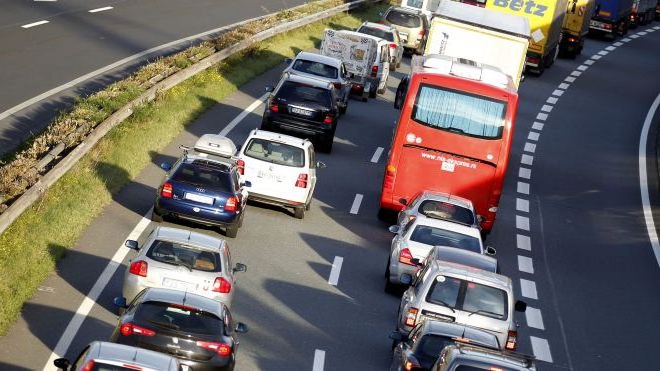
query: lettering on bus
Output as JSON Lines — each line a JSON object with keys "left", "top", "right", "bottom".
{"left": 420, "top": 152, "right": 477, "bottom": 171}
{"left": 491, "top": 0, "right": 548, "bottom": 17}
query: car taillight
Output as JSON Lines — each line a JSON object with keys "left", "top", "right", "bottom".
{"left": 389, "top": 43, "right": 397, "bottom": 48}
{"left": 527, "top": 56, "right": 541, "bottom": 65}
{"left": 405, "top": 307, "right": 418, "bottom": 327}
{"left": 604, "top": 23, "right": 612, "bottom": 29}
{"left": 196, "top": 341, "right": 232, "bottom": 357}
{"left": 161, "top": 182, "right": 173, "bottom": 198}
{"left": 323, "top": 113, "right": 334, "bottom": 124}
{"left": 404, "top": 355, "right": 421, "bottom": 371}
{"left": 224, "top": 196, "right": 239, "bottom": 212}
{"left": 120, "top": 323, "right": 155, "bottom": 337}
{"left": 418, "top": 29, "right": 425, "bottom": 39}
{"left": 236, "top": 159, "right": 245, "bottom": 175}
{"left": 371, "top": 65, "right": 378, "bottom": 78}
{"left": 81, "top": 360, "right": 95, "bottom": 371}
{"left": 129, "top": 260, "right": 148, "bottom": 277}
{"left": 268, "top": 99, "right": 279, "bottom": 112}
{"left": 568, "top": 37, "right": 576, "bottom": 43}
{"left": 383, "top": 165, "right": 396, "bottom": 189}
{"left": 295, "top": 173, "right": 308, "bottom": 188}
{"left": 505, "top": 329, "right": 517, "bottom": 350}
{"left": 398, "top": 248, "right": 415, "bottom": 266}
{"left": 333, "top": 82, "right": 342, "bottom": 89}
{"left": 212, "top": 277, "right": 232, "bottom": 293}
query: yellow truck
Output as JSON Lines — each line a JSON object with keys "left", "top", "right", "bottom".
{"left": 483, "top": 0, "right": 569, "bottom": 75}
{"left": 560, "top": 0, "right": 597, "bottom": 58}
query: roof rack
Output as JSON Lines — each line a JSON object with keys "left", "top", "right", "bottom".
{"left": 180, "top": 134, "right": 238, "bottom": 165}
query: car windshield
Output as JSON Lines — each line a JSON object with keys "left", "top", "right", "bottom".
{"left": 358, "top": 26, "right": 394, "bottom": 41}
{"left": 417, "top": 200, "right": 475, "bottom": 225}
{"left": 244, "top": 138, "right": 305, "bottom": 167}
{"left": 386, "top": 10, "right": 421, "bottom": 28}
{"left": 277, "top": 81, "right": 332, "bottom": 107}
{"left": 292, "top": 59, "right": 338, "bottom": 79}
{"left": 136, "top": 301, "right": 224, "bottom": 335}
{"left": 171, "top": 161, "right": 232, "bottom": 191}
{"left": 412, "top": 84, "right": 506, "bottom": 139}
{"left": 409, "top": 225, "right": 481, "bottom": 253}
{"left": 147, "top": 240, "right": 220, "bottom": 272}
{"left": 426, "top": 276, "right": 508, "bottom": 320}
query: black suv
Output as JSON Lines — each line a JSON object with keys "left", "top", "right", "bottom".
{"left": 112, "top": 288, "right": 248, "bottom": 371}
{"left": 262, "top": 73, "right": 340, "bottom": 153}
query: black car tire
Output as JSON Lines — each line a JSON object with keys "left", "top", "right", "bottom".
{"left": 384, "top": 261, "right": 398, "bottom": 295}
{"left": 339, "top": 102, "right": 347, "bottom": 115}
{"left": 305, "top": 199, "right": 312, "bottom": 211}
{"left": 151, "top": 208, "right": 163, "bottom": 222}
{"left": 369, "top": 83, "right": 378, "bottom": 98}
{"left": 225, "top": 225, "right": 239, "bottom": 238}
{"left": 294, "top": 206, "right": 305, "bottom": 219}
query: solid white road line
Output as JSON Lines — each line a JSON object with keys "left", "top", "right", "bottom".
{"left": 517, "top": 234, "right": 531, "bottom": 251}
{"left": 89, "top": 6, "right": 114, "bottom": 13}
{"left": 328, "top": 256, "right": 344, "bottom": 286}
{"left": 528, "top": 131, "right": 540, "bottom": 141}
{"left": 525, "top": 307, "right": 545, "bottom": 329}
{"left": 516, "top": 198, "right": 529, "bottom": 213}
{"left": 530, "top": 337, "right": 553, "bottom": 362}
{"left": 516, "top": 215, "right": 530, "bottom": 231}
{"left": 371, "top": 146, "right": 384, "bottom": 163}
{"left": 349, "top": 194, "right": 363, "bottom": 215}
{"left": 524, "top": 142, "right": 536, "bottom": 153}
{"left": 638, "top": 92, "right": 660, "bottom": 268}
{"left": 218, "top": 93, "right": 268, "bottom": 136}
{"left": 519, "top": 279, "right": 538, "bottom": 299}
{"left": 536, "top": 112, "right": 548, "bottom": 121}
{"left": 517, "top": 182, "right": 530, "bottom": 195}
{"left": 42, "top": 213, "right": 152, "bottom": 370}
{"left": 517, "top": 255, "right": 534, "bottom": 274}
{"left": 521, "top": 154, "right": 534, "bottom": 166}
{"left": 518, "top": 167, "right": 531, "bottom": 180}
{"left": 21, "top": 20, "right": 49, "bottom": 28}
{"left": 313, "top": 349, "right": 326, "bottom": 371}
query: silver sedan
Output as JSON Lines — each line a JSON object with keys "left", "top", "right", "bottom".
{"left": 121, "top": 226, "right": 246, "bottom": 308}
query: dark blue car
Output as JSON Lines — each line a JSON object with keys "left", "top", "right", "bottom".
{"left": 152, "top": 135, "right": 249, "bottom": 238}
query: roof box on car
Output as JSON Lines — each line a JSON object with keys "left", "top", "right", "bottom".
{"left": 193, "top": 134, "right": 237, "bottom": 158}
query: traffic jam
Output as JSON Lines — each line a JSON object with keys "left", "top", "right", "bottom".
{"left": 50, "top": 0, "right": 659, "bottom": 370}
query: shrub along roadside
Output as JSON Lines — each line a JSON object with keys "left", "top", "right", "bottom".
{"left": 0, "top": 2, "right": 389, "bottom": 335}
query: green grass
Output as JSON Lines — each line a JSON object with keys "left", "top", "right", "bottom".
{"left": 0, "top": 1, "right": 389, "bottom": 335}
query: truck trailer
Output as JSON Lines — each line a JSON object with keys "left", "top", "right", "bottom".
{"left": 560, "top": 0, "right": 597, "bottom": 57}
{"left": 589, "top": 0, "right": 635, "bottom": 40}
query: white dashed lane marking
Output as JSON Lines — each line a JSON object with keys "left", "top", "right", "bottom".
{"left": 517, "top": 255, "right": 534, "bottom": 274}
{"left": 521, "top": 154, "right": 534, "bottom": 166}
{"left": 536, "top": 112, "right": 548, "bottom": 121}
{"left": 540, "top": 105, "right": 553, "bottom": 113}
{"left": 524, "top": 143, "right": 536, "bottom": 153}
{"left": 328, "top": 257, "right": 344, "bottom": 286}
{"left": 516, "top": 198, "right": 529, "bottom": 212}
{"left": 518, "top": 167, "right": 531, "bottom": 180}
{"left": 613, "top": 41, "right": 623, "bottom": 46}
{"left": 520, "top": 279, "right": 538, "bottom": 299}
{"left": 370, "top": 147, "right": 384, "bottom": 163}
{"left": 571, "top": 70, "right": 582, "bottom": 77}
{"left": 517, "top": 182, "right": 530, "bottom": 195}
{"left": 584, "top": 59, "right": 595, "bottom": 65}
{"left": 517, "top": 234, "right": 531, "bottom": 251}
{"left": 577, "top": 65, "right": 589, "bottom": 71}
{"left": 313, "top": 349, "right": 325, "bottom": 371}
{"left": 516, "top": 215, "right": 530, "bottom": 231}
{"left": 349, "top": 194, "right": 363, "bottom": 215}
{"left": 558, "top": 83, "right": 570, "bottom": 89}
{"left": 551, "top": 89, "right": 564, "bottom": 97}
{"left": 526, "top": 307, "right": 545, "bottom": 329}
{"left": 546, "top": 97, "right": 558, "bottom": 104}
{"left": 89, "top": 6, "right": 113, "bottom": 13}
{"left": 21, "top": 20, "right": 49, "bottom": 28}
{"left": 528, "top": 131, "right": 540, "bottom": 141}
{"left": 598, "top": 50, "right": 609, "bottom": 56}
{"left": 530, "top": 337, "right": 553, "bottom": 362}
{"left": 565, "top": 76, "right": 576, "bottom": 83}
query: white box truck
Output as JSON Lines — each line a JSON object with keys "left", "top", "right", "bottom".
{"left": 425, "top": 1, "right": 530, "bottom": 87}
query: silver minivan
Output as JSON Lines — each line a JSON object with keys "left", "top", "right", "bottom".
{"left": 396, "top": 260, "right": 527, "bottom": 351}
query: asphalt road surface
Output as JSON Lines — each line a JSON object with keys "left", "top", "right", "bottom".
{"left": 0, "top": 0, "right": 309, "bottom": 155}
{"left": 0, "top": 22, "right": 659, "bottom": 371}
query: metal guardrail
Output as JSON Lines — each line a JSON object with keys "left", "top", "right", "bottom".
{"left": 0, "top": 0, "right": 377, "bottom": 235}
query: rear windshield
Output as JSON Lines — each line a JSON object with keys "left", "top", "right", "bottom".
{"left": 409, "top": 225, "right": 481, "bottom": 253}
{"left": 172, "top": 161, "right": 232, "bottom": 191}
{"left": 455, "top": 366, "right": 517, "bottom": 371}
{"left": 277, "top": 81, "right": 332, "bottom": 108}
{"left": 244, "top": 138, "right": 305, "bottom": 167}
{"left": 292, "top": 59, "right": 338, "bottom": 79}
{"left": 427, "top": 276, "right": 508, "bottom": 320}
{"left": 91, "top": 364, "right": 154, "bottom": 371}
{"left": 358, "top": 26, "right": 394, "bottom": 41}
{"left": 418, "top": 200, "right": 475, "bottom": 225}
{"left": 136, "top": 301, "right": 223, "bottom": 335}
{"left": 147, "top": 240, "right": 221, "bottom": 272}
{"left": 415, "top": 334, "right": 453, "bottom": 358}
{"left": 412, "top": 84, "right": 506, "bottom": 139}
{"left": 404, "top": 0, "right": 424, "bottom": 9}
{"left": 386, "top": 10, "right": 421, "bottom": 28}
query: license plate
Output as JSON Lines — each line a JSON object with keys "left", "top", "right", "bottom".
{"left": 184, "top": 192, "right": 214, "bottom": 205}
{"left": 290, "top": 107, "right": 313, "bottom": 117}
{"left": 163, "top": 278, "right": 197, "bottom": 291}
{"left": 181, "top": 366, "right": 190, "bottom": 371}
{"left": 257, "top": 170, "right": 282, "bottom": 182}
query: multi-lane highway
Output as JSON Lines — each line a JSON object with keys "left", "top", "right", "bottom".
{"left": 0, "top": 12, "right": 659, "bottom": 371}
{"left": 0, "top": 0, "right": 309, "bottom": 155}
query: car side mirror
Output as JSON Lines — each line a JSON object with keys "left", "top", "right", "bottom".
{"left": 233, "top": 263, "right": 248, "bottom": 273}
{"left": 160, "top": 162, "right": 172, "bottom": 172}
{"left": 515, "top": 300, "right": 527, "bottom": 312}
{"left": 398, "top": 197, "right": 408, "bottom": 206}
{"left": 284, "top": 58, "right": 293, "bottom": 65}
{"left": 124, "top": 240, "right": 139, "bottom": 250}
{"left": 53, "top": 358, "right": 71, "bottom": 370}
{"left": 113, "top": 296, "right": 127, "bottom": 309}
{"left": 411, "top": 258, "right": 421, "bottom": 266}
{"left": 485, "top": 246, "right": 497, "bottom": 256}
{"left": 241, "top": 180, "right": 252, "bottom": 188}
{"left": 264, "top": 86, "right": 274, "bottom": 93}
{"left": 388, "top": 331, "right": 404, "bottom": 342}
{"left": 235, "top": 322, "right": 249, "bottom": 333}
{"left": 316, "top": 161, "right": 327, "bottom": 169}
{"left": 388, "top": 225, "right": 401, "bottom": 234}
{"left": 400, "top": 273, "right": 413, "bottom": 285}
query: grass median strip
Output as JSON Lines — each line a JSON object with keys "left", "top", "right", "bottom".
{"left": 0, "top": 1, "right": 388, "bottom": 335}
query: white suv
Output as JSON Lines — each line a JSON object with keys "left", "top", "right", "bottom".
{"left": 238, "top": 129, "right": 325, "bottom": 219}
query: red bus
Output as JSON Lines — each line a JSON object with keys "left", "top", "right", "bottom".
{"left": 380, "top": 54, "right": 519, "bottom": 233}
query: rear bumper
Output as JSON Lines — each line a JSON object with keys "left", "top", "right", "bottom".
{"left": 122, "top": 277, "right": 232, "bottom": 308}
{"left": 154, "top": 198, "right": 241, "bottom": 227}
{"left": 263, "top": 115, "right": 333, "bottom": 139}
{"left": 248, "top": 192, "right": 307, "bottom": 208}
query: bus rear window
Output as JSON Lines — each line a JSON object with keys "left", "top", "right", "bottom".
{"left": 412, "top": 84, "right": 506, "bottom": 139}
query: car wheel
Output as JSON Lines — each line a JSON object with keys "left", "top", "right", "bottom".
{"left": 369, "top": 84, "right": 378, "bottom": 98}
{"left": 339, "top": 102, "right": 347, "bottom": 115}
{"left": 225, "top": 225, "right": 239, "bottom": 238}
{"left": 151, "top": 208, "right": 163, "bottom": 223}
{"left": 294, "top": 206, "right": 305, "bottom": 219}
{"left": 320, "top": 136, "right": 333, "bottom": 153}
{"left": 384, "top": 261, "right": 398, "bottom": 294}
{"left": 305, "top": 199, "right": 312, "bottom": 211}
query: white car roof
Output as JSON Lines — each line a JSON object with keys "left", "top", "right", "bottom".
{"left": 415, "top": 191, "right": 475, "bottom": 211}
{"left": 429, "top": 259, "right": 512, "bottom": 289}
{"left": 247, "top": 129, "right": 310, "bottom": 148}
{"left": 412, "top": 214, "right": 481, "bottom": 239}
{"left": 294, "top": 51, "right": 343, "bottom": 68}
{"left": 361, "top": 21, "right": 396, "bottom": 33}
